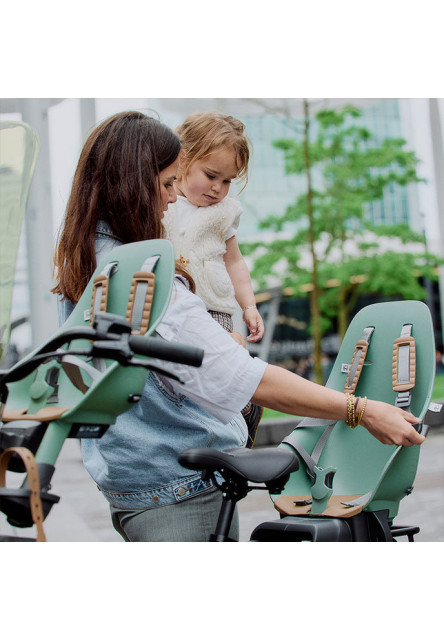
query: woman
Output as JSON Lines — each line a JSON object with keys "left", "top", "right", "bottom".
{"left": 53, "top": 111, "right": 424, "bottom": 542}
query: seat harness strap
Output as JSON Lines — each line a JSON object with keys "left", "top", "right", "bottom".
{"left": 283, "top": 326, "right": 375, "bottom": 482}
{"left": 392, "top": 323, "right": 415, "bottom": 409}
{"left": 60, "top": 353, "right": 103, "bottom": 394}
{"left": 344, "top": 326, "right": 375, "bottom": 393}
{"left": 75, "top": 254, "right": 160, "bottom": 394}
{"left": 285, "top": 417, "right": 337, "bottom": 481}
{"left": 89, "top": 261, "right": 119, "bottom": 326}
{"left": 126, "top": 255, "right": 160, "bottom": 334}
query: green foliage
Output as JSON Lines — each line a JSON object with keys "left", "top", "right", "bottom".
{"left": 432, "top": 373, "right": 444, "bottom": 401}
{"left": 244, "top": 102, "right": 440, "bottom": 358}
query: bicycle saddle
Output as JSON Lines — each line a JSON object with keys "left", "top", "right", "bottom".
{"left": 179, "top": 447, "right": 299, "bottom": 484}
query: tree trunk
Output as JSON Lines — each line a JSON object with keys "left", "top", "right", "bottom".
{"left": 338, "top": 285, "right": 348, "bottom": 341}
{"left": 303, "top": 100, "right": 323, "bottom": 384}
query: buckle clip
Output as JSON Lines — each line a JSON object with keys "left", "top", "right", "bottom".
{"left": 396, "top": 391, "right": 412, "bottom": 408}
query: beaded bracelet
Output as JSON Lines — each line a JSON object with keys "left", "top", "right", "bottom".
{"left": 345, "top": 393, "right": 357, "bottom": 427}
{"left": 357, "top": 396, "right": 368, "bottom": 425}
{"left": 345, "top": 393, "right": 368, "bottom": 428}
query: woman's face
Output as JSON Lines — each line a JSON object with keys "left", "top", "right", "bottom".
{"left": 158, "top": 159, "right": 179, "bottom": 213}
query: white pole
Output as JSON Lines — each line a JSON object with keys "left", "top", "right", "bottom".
{"left": 20, "top": 99, "right": 59, "bottom": 348}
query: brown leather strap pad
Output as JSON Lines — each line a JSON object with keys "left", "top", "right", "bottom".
{"left": 90, "top": 274, "right": 109, "bottom": 326}
{"left": 344, "top": 340, "right": 369, "bottom": 393}
{"left": 0, "top": 447, "right": 46, "bottom": 541}
{"left": 126, "top": 271, "right": 155, "bottom": 335}
{"left": 2, "top": 406, "right": 68, "bottom": 422}
{"left": 392, "top": 335, "right": 416, "bottom": 391}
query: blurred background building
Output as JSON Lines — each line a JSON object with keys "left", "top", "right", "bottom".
{"left": 1, "top": 98, "right": 443, "bottom": 366}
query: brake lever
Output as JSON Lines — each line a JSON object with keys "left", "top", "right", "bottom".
{"left": 413, "top": 422, "right": 429, "bottom": 437}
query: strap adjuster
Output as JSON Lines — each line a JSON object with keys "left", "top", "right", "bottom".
{"left": 395, "top": 391, "right": 412, "bottom": 408}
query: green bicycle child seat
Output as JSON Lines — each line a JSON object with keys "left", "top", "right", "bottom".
{"left": 251, "top": 300, "right": 436, "bottom": 541}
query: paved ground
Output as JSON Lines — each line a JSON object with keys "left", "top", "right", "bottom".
{"left": 1, "top": 426, "right": 443, "bottom": 542}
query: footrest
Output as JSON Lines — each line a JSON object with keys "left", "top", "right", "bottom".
{"left": 390, "top": 524, "right": 420, "bottom": 541}
{"left": 0, "top": 534, "right": 37, "bottom": 542}
{"left": 0, "top": 487, "right": 59, "bottom": 527}
{"left": 0, "top": 420, "right": 48, "bottom": 471}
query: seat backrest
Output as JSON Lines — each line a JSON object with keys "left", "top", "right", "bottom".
{"left": 277, "top": 300, "right": 436, "bottom": 520}
{"left": 2, "top": 240, "right": 175, "bottom": 433}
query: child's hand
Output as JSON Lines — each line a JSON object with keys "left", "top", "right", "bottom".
{"left": 243, "top": 306, "right": 264, "bottom": 342}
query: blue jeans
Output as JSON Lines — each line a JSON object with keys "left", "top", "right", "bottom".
{"left": 110, "top": 489, "right": 239, "bottom": 542}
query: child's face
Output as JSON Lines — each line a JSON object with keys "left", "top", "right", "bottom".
{"left": 176, "top": 146, "right": 239, "bottom": 208}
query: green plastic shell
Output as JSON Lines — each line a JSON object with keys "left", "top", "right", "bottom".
{"left": 3, "top": 239, "right": 175, "bottom": 464}
{"left": 276, "top": 300, "right": 436, "bottom": 520}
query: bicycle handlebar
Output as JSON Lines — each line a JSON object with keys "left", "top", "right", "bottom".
{"left": 129, "top": 335, "right": 203, "bottom": 367}
{"left": 0, "top": 325, "right": 204, "bottom": 389}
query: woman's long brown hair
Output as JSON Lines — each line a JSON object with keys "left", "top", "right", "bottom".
{"left": 52, "top": 111, "right": 191, "bottom": 303}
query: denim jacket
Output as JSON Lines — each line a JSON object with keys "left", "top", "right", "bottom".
{"left": 81, "top": 372, "right": 247, "bottom": 509}
{"left": 58, "top": 222, "right": 248, "bottom": 510}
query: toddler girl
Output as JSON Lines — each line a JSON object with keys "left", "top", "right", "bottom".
{"left": 162, "top": 112, "right": 264, "bottom": 445}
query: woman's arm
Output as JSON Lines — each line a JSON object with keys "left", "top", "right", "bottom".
{"left": 157, "top": 280, "right": 424, "bottom": 448}
{"left": 252, "top": 364, "right": 425, "bottom": 447}
{"left": 224, "top": 236, "right": 264, "bottom": 341}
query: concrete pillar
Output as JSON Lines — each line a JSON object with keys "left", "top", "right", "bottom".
{"left": 429, "top": 99, "right": 444, "bottom": 346}
{"left": 80, "top": 98, "right": 97, "bottom": 143}
{"left": 258, "top": 290, "right": 281, "bottom": 362}
{"left": 20, "top": 99, "right": 60, "bottom": 348}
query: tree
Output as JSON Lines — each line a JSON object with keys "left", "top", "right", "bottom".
{"left": 241, "top": 102, "right": 442, "bottom": 383}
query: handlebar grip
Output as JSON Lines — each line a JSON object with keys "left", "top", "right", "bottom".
{"left": 129, "top": 335, "right": 204, "bottom": 367}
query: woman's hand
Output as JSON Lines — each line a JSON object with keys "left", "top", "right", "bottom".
{"left": 252, "top": 365, "right": 425, "bottom": 448}
{"left": 360, "top": 399, "right": 425, "bottom": 446}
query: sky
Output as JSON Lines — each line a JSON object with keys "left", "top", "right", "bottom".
{"left": 2, "top": 1, "right": 442, "bottom": 98}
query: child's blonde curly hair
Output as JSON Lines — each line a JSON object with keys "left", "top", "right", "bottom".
{"left": 175, "top": 112, "right": 251, "bottom": 192}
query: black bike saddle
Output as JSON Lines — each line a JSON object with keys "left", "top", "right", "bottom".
{"left": 179, "top": 447, "right": 299, "bottom": 485}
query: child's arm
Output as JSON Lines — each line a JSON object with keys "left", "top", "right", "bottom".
{"left": 224, "top": 236, "right": 264, "bottom": 342}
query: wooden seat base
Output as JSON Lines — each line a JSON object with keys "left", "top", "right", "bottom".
{"left": 274, "top": 494, "right": 367, "bottom": 518}
{"left": 2, "top": 407, "right": 69, "bottom": 422}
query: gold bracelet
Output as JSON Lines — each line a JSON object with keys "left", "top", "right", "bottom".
{"left": 345, "top": 393, "right": 357, "bottom": 428}
{"left": 357, "top": 396, "right": 368, "bottom": 425}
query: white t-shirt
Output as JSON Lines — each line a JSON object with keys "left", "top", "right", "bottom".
{"left": 153, "top": 277, "right": 267, "bottom": 424}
